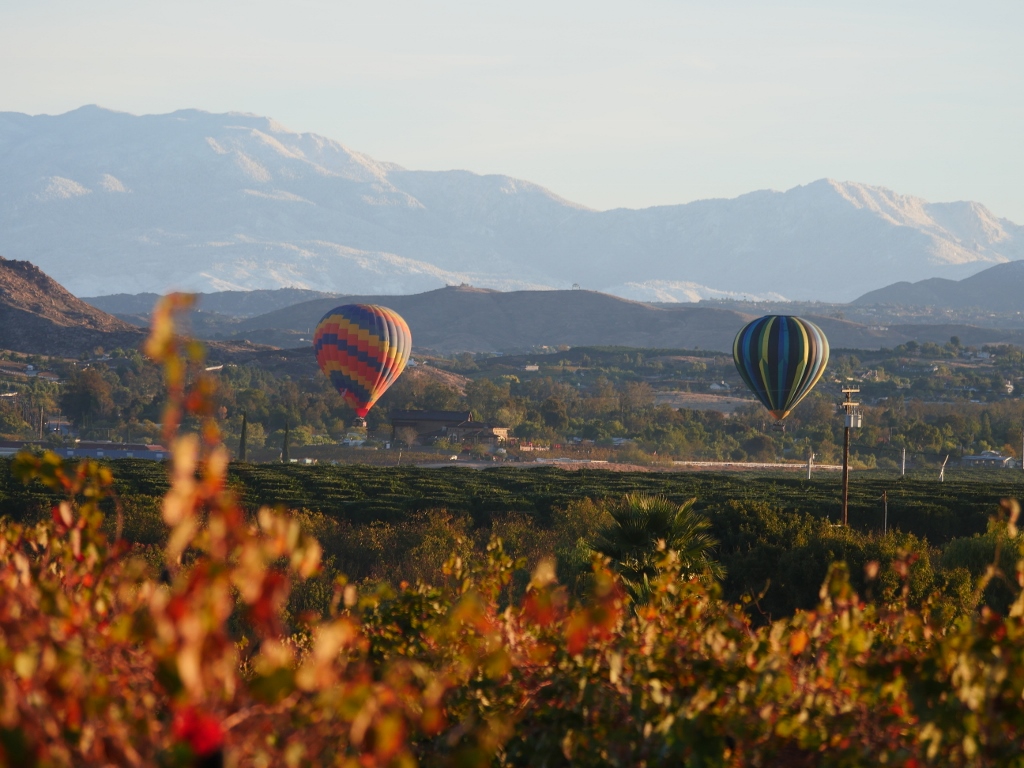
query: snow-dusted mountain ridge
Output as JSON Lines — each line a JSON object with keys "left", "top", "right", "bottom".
{"left": 0, "top": 106, "right": 1021, "bottom": 301}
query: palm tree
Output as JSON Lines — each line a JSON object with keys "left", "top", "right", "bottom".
{"left": 591, "top": 493, "right": 723, "bottom": 602}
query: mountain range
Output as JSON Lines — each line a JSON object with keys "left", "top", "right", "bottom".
{"left": 91, "top": 284, "right": 1024, "bottom": 355}
{"left": 1, "top": 253, "right": 1023, "bottom": 357}
{"left": 2, "top": 106, "right": 1022, "bottom": 303}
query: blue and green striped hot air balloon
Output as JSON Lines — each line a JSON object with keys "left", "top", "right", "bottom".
{"left": 733, "top": 316, "right": 830, "bottom": 421}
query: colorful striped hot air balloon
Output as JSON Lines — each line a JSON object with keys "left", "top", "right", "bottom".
{"left": 313, "top": 304, "right": 412, "bottom": 419}
{"left": 733, "top": 315, "right": 829, "bottom": 421}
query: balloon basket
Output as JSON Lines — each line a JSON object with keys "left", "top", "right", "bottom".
{"left": 771, "top": 422, "right": 787, "bottom": 433}
{"left": 352, "top": 417, "right": 367, "bottom": 429}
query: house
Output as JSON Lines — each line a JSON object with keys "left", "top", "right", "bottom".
{"left": 0, "top": 362, "right": 34, "bottom": 379}
{"left": 390, "top": 410, "right": 474, "bottom": 444}
{"left": 45, "top": 418, "right": 73, "bottom": 436}
{"left": 443, "top": 421, "right": 508, "bottom": 446}
{"left": 390, "top": 410, "right": 510, "bottom": 446}
{"left": 962, "top": 451, "right": 1016, "bottom": 469}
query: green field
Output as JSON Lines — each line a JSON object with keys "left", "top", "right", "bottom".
{"left": 4, "top": 458, "right": 1019, "bottom": 618}
{"left": 2, "top": 459, "right": 1019, "bottom": 544}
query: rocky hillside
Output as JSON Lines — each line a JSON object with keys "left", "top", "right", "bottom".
{"left": 2, "top": 107, "right": 1022, "bottom": 302}
{"left": 0, "top": 256, "right": 145, "bottom": 356}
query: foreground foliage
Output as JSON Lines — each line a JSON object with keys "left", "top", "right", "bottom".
{"left": 7, "top": 449, "right": 1024, "bottom": 766}
{"left": 7, "top": 297, "right": 1024, "bottom": 765}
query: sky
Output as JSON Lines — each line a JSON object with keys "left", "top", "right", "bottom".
{"left": 2, "top": 0, "right": 1022, "bottom": 220}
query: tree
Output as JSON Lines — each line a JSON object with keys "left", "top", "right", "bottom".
{"left": 61, "top": 369, "right": 115, "bottom": 426}
{"left": 466, "top": 379, "right": 511, "bottom": 422}
{"left": 979, "top": 411, "right": 994, "bottom": 446}
{"left": 238, "top": 411, "right": 248, "bottom": 461}
{"left": 0, "top": 400, "right": 31, "bottom": 439}
{"left": 742, "top": 435, "right": 778, "bottom": 462}
{"left": 591, "top": 494, "right": 723, "bottom": 602}
{"left": 245, "top": 422, "right": 267, "bottom": 450}
{"left": 421, "top": 383, "right": 464, "bottom": 411}
{"left": 620, "top": 381, "right": 655, "bottom": 413}
{"left": 396, "top": 426, "right": 420, "bottom": 448}
{"left": 290, "top": 425, "right": 320, "bottom": 446}
{"left": 493, "top": 405, "right": 525, "bottom": 429}
{"left": 540, "top": 396, "right": 569, "bottom": 431}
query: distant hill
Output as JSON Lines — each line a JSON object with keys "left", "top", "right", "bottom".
{"left": 0, "top": 256, "right": 144, "bottom": 356}
{"left": 201, "top": 285, "right": 1024, "bottom": 353}
{"left": 3, "top": 106, "right": 1023, "bottom": 302}
{"left": 853, "top": 261, "right": 1024, "bottom": 311}
{"left": 84, "top": 287, "right": 340, "bottom": 318}
{"left": 232, "top": 287, "right": 757, "bottom": 353}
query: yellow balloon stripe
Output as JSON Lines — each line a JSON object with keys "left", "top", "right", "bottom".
{"left": 757, "top": 316, "right": 778, "bottom": 412}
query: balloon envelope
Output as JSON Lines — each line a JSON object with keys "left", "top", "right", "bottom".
{"left": 313, "top": 304, "right": 412, "bottom": 418}
{"left": 733, "top": 315, "right": 829, "bottom": 420}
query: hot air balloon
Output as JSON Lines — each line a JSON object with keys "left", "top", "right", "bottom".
{"left": 733, "top": 315, "right": 829, "bottom": 421}
{"left": 313, "top": 304, "right": 412, "bottom": 421}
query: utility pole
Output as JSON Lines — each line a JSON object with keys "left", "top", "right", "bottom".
{"left": 238, "top": 411, "right": 248, "bottom": 462}
{"left": 841, "top": 388, "right": 862, "bottom": 527}
{"left": 807, "top": 450, "right": 814, "bottom": 480}
{"left": 883, "top": 490, "right": 888, "bottom": 535}
{"left": 902, "top": 447, "right": 906, "bottom": 477}
{"left": 940, "top": 454, "right": 949, "bottom": 483}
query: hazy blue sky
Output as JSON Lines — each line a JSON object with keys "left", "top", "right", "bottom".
{"left": 2, "top": 0, "right": 1021, "bottom": 220}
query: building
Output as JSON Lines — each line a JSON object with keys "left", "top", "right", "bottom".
{"left": 390, "top": 410, "right": 474, "bottom": 444}
{"left": 961, "top": 450, "right": 1016, "bottom": 469}
{"left": 389, "top": 410, "right": 509, "bottom": 446}
{"left": 390, "top": 410, "right": 473, "bottom": 435}
{"left": 444, "top": 420, "right": 509, "bottom": 446}
{"left": 0, "top": 440, "right": 168, "bottom": 460}
{"left": 64, "top": 442, "right": 169, "bottom": 460}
